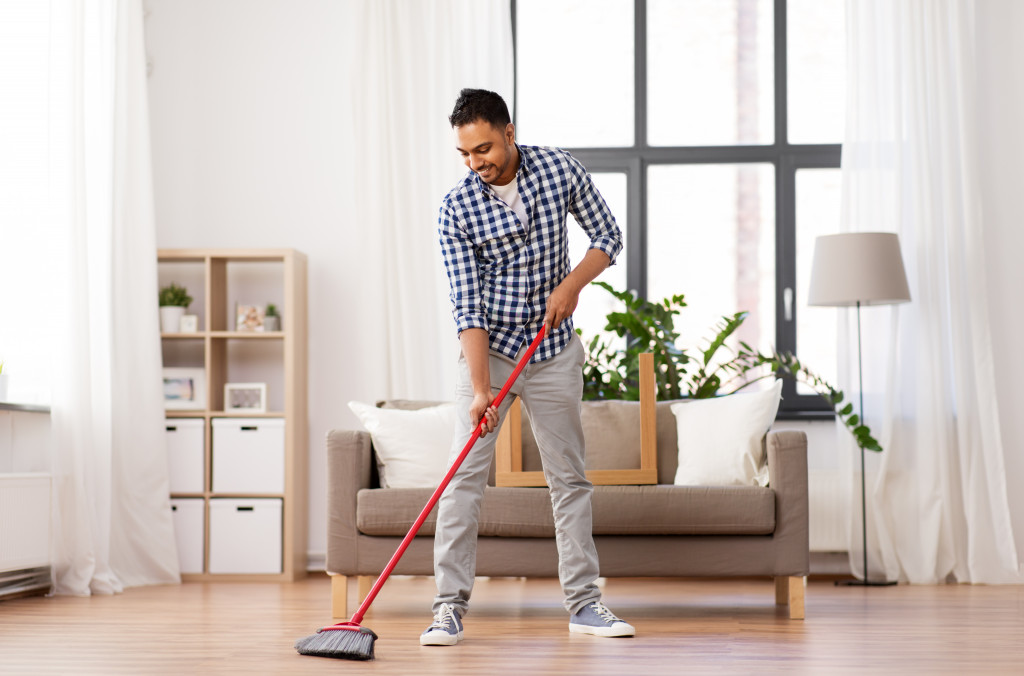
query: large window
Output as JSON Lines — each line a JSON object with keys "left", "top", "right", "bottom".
{"left": 514, "top": 0, "right": 844, "bottom": 414}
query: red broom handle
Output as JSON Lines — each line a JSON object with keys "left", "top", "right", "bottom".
{"left": 348, "top": 326, "right": 547, "bottom": 626}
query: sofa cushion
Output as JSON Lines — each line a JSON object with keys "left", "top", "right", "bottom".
{"left": 356, "top": 484, "right": 775, "bottom": 537}
{"left": 348, "top": 401, "right": 455, "bottom": 488}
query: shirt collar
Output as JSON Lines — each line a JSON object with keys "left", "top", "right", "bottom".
{"left": 474, "top": 143, "right": 530, "bottom": 195}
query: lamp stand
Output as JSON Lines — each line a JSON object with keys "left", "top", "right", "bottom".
{"left": 837, "top": 301, "right": 897, "bottom": 587}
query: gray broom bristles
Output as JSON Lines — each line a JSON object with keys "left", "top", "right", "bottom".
{"left": 295, "top": 625, "right": 378, "bottom": 660}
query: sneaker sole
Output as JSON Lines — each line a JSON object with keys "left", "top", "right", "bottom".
{"left": 569, "top": 623, "right": 635, "bottom": 638}
{"left": 419, "top": 630, "right": 464, "bottom": 646}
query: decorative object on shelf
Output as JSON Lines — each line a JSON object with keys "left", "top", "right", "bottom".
{"left": 179, "top": 314, "right": 199, "bottom": 333}
{"left": 162, "top": 367, "right": 207, "bottom": 410}
{"left": 0, "top": 360, "right": 8, "bottom": 401}
{"left": 235, "top": 304, "right": 266, "bottom": 332}
{"left": 159, "top": 282, "right": 194, "bottom": 333}
{"left": 808, "top": 231, "right": 911, "bottom": 588}
{"left": 264, "top": 304, "right": 281, "bottom": 332}
{"left": 225, "top": 382, "right": 267, "bottom": 413}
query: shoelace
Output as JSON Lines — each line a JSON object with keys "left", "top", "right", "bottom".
{"left": 591, "top": 602, "right": 621, "bottom": 624}
{"left": 429, "top": 603, "right": 459, "bottom": 631}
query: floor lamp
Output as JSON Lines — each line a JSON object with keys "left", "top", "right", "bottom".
{"left": 808, "top": 232, "right": 911, "bottom": 586}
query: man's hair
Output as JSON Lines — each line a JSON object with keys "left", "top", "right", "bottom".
{"left": 449, "top": 88, "right": 511, "bottom": 129}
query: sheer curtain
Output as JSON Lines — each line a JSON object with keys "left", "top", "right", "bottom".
{"left": 48, "top": 0, "right": 179, "bottom": 595}
{"left": 841, "top": 0, "right": 1022, "bottom": 584}
{"left": 348, "top": 0, "right": 514, "bottom": 400}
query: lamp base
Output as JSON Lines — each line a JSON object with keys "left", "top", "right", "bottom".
{"left": 835, "top": 579, "right": 898, "bottom": 587}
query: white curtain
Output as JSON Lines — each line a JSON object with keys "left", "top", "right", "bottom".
{"left": 841, "top": 0, "right": 1023, "bottom": 583}
{"left": 348, "top": 0, "right": 514, "bottom": 400}
{"left": 50, "top": 0, "right": 179, "bottom": 595}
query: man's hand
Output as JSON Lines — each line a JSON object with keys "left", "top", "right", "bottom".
{"left": 470, "top": 391, "right": 499, "bottom": 437}
{"left": 543, "top": 249, "right": 611, "bottom": 331}
{"left": 543, "top": 280, "right": 580, "bottom": 332}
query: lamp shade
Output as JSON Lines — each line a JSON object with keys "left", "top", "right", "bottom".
{"left": 807, "top": 232, "right": 911, "bottom": 307}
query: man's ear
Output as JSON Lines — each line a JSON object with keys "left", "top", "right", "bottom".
{"left": 505, "top": 122, "right": 516, "bottom": 145}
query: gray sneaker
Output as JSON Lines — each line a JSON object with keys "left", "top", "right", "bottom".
{"left": 420, "top": 603, "right": 464, "bottom": 646}
{"left": 569, "top": 601, "right": 636, "bottom": 637}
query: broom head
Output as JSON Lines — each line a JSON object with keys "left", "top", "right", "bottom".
{"left": 295, "top": 623, "right": 378, "bottom": 660}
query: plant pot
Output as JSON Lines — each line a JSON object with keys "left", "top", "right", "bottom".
{"left": 0, "top": 374, "right": 9, "bottom": 402}
{"left": 264, "top": 316, "right": 280, "bottom": 332}
{"left": 160, "top": 306, "right": 186, "bottom": 333}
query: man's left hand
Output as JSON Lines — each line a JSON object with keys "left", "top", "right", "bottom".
{"left": 544, "top": 280, "right": 580, "bottom": 332}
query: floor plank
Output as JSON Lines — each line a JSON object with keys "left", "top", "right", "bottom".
{"left": 0, "top": 575, "right": 1022, "bottom": 674}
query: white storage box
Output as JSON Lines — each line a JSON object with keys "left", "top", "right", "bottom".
{"left": 170, "top": 498, "right": 205, "bottom": 574}
{"left": 212, "top": 418, "right": 285, "bottom": 494}
{"left": 208, "top": 498, "right": 282, "bottom": 574}
{"left": 165, "top": 418, "right": 205, "bottom": 493}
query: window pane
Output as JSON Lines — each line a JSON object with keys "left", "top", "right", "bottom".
{"left": 796, "top": 168, "right": 840, "bottom": 394}
{"left": 788, "top": 0, "right": 845, "bottom": 144}
{"left": 647, "top": 0, "right": 774, "bottom": 146}
{"left": 516, "top": 0, "right": 634, "bottom": 147}
{"left": 647, "top": 164, "right": 775, "bottom": 388}
{"left": 569, "top": 173, "right": 628, "bottom": 342}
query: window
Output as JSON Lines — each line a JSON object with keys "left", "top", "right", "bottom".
{"left": 514, "top": 0, "right": 845, "bottom": 414}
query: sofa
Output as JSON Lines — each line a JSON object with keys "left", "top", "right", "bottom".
{"left": 326, "top": 377, "right": 809, "bottom": 620}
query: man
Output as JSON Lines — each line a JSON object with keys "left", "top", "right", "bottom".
{"left": 422, "top": 88, "right": 635, "bottom": 646}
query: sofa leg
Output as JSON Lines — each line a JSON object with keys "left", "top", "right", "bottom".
{"left": 775, "top": 576, "right": 805, "bottom": 619}
{"left": 331, "top": 574, "right": 348, "bottom": 619}
{"left": 357, "top": 575, "right": 374, "bottom": 612}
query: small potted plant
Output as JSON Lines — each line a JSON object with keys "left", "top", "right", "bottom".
{"left": 0, "top": 360, "right": 8, "bottom": 401}
{"left": 159, "top": 282, "right": 193, "bottom": 333}
{"left": 264, "top": 303, "right": 281, "bottom": 332}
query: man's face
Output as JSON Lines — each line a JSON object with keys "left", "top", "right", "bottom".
{"left": 454, "top": 120, "right": 518, "bottom": 186}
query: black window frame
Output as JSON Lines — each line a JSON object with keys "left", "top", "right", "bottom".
{"left": 512, "top": 0, "right": 841, "bottom": 417}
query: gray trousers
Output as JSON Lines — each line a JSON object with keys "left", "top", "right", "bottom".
{"left": 432, "top": 335, "right": 601, "bottom": 617}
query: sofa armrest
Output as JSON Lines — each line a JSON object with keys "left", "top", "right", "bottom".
{"left": 325, "top": 429, "right": 373, "bottom": 575}
{"left": 766, "top": 430, "right": 810, "bottom": 575}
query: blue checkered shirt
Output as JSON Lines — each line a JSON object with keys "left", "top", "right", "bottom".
{"left": 438, "top": 144, "right": 623, "bottom": 362}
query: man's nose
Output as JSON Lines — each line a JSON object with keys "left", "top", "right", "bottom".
{"left": 470, "top": 155, "right": 485, "bottom": 170}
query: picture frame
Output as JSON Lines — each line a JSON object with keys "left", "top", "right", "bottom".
{"left": 224, "top": 382, "right": 267, "bottom": 413}
{"left": 163, "top": 367, "right": 207, "bottom": 410}
{"left": 235, "top": 304, "right": 266, "bottom": 332}
{"left": 179, "top": 314, "right": 199, "bottom": 333}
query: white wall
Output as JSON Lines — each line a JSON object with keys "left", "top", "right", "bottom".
{"left": 146, "top": 0, "right": 379, "bottom": 565}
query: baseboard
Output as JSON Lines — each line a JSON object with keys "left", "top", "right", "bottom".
{"left": 306, "top": 551, "right": 326, "bottom": 572}
{"left": 810, "top": 551, "right": 851, "bottom": 577}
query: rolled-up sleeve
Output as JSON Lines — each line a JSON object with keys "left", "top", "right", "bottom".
{"left": 438, "top": 204, "right": 489, "bottom": 335}
{"left": 567, "top": 160, "right": 623, "bottom": 266}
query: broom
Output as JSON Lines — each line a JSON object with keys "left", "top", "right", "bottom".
{"left": 295, "top": 325, "right": 547, "bottom": 660}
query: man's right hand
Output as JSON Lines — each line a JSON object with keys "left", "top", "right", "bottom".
{"left": 471, "top": 390, "right": 498, "bottom": 437}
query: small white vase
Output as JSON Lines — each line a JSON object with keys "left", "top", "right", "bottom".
{"left": 160, "top": 306, "right": 186, "bottom": 333}
{"left": 0, "top": 374, "right": 9, "bottom": 401}
{"left": 264, "top": 316, "right": 280, "bottom": 332}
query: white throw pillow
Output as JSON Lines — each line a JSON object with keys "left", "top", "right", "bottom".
{"left": 670, "top": 380, "right": 783, "bottom": 487}
{"left": 347, "top": 401, "right": 456, "bottom": 489}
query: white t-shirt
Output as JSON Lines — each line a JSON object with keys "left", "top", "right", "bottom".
{"left": 490, "top": 175, "right": 529, "bottom": 227}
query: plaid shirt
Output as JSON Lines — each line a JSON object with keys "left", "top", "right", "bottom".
{"left": 438, "top": 144, "right": 623, "bottom": 362}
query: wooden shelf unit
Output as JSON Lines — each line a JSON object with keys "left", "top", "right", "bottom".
{"left": 158, "top": 248, "right": 308, "bottom": 582}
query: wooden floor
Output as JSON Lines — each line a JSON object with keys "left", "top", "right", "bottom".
{"left": 1, "top": 575, "right": 1022, "bottom": 675}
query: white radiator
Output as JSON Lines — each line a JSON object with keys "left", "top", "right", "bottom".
{"left": 0, "top": 473, "right": 52, "bottom": 576}
{"left": 808, "top": 468, "right": 848, "bottom": 552}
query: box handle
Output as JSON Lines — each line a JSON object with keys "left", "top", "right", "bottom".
{"left": 166, "top": 426, "right": 177, "bottom": 431}
{"left": 240, "top": 426, "right": 258, "bottom": 432}
{"left": 236, "top": 506, "right": 255, "bottom": 512}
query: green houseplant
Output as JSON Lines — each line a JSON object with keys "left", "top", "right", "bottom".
{"left": 264, "top": 303, "right": 281, "bottom": 332}
{"left": 158, "top": 282, "right": 193, "bottom": 333}
{"left": 580, "top": 282, "right": 881, "bottom": 453}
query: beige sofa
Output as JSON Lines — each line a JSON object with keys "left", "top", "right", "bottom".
{"left": 325, "top": 387, "right": 810, "bottom": 620}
